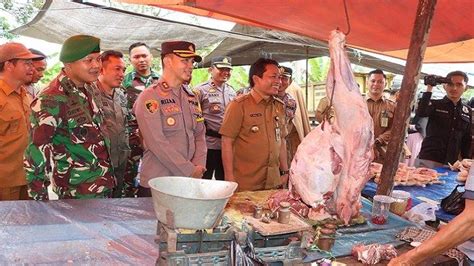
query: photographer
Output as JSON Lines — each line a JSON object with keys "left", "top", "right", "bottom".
{"left": 415, "top": 71, "right": 471, "bottom": 168}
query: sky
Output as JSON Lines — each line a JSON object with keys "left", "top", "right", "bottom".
{"left": 1, "top": 0, "right": 473, "bottom": 86}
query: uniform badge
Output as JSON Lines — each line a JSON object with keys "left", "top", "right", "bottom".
{"left": 463, "top": 106, "right": 469, "bottom": 114}
{"left": 210, "top": 104, "right": 221, "bottom": 113}
{"left": 209, "top": 88, "right": 216, "bottom": 93}
{"left": 158, "top": 90, "right": 169, "bottom": 97}
{"left": 145, "top": 100, "right": 159, "bottom": 114}
{"left": 189, "top": 45, "right": 194, "bottom": 52}
{"left": 166, "top": 117, "right": 176, "bottom": 126}
{"left": 251, "top": 125, "right": 260, "bottom": 133}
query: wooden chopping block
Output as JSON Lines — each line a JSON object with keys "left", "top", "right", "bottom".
{"left": 245, "top": 213, "right": 312, "bottom": 236}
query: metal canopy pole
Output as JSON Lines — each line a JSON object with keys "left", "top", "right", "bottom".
{"left": 377, "top": 0, "right": 438, "bottom": 195}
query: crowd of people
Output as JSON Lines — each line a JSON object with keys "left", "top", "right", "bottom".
{"left": 0, "top": 34, "right": 472, "bottom": 263}
{"left": 0, "top": 35, "right": 308, "bottom": 200}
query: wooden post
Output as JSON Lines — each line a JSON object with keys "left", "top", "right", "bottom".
{"left": 376, "top": 0, "right": 437, "bottom": 195}
{"left": 305, "top": 46, "right": 309, "bottom": 109}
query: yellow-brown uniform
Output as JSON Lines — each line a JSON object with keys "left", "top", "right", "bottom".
{"left": 219, "top": 89, "right": 287, "bottom": 191}
{"left": 366, "top": 96, "right": 396, "bottom": 162}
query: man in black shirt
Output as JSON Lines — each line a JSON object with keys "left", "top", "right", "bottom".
{"left": 415, "top": 71, "right": 471, "bottom": 168}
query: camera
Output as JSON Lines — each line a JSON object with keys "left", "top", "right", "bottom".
{"left": 423, "top": 75, "right": 450, "bottom": 86}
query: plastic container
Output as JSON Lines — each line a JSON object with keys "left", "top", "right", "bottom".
{"left": 371, "top": 195, "right": 394, "bottom": 225}
{"left": 390, "top": 190, "right": 411, "bottom": 216}
{"left": 148, "top": 176, "right": 238, "bottom": 229}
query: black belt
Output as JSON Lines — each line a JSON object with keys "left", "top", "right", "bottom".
{"left": 206, "top": 129, "right": 221, "bottom": 138}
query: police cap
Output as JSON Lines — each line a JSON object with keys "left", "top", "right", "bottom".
{"left": 161, "top": 41, "right": 202, "bottom": 62}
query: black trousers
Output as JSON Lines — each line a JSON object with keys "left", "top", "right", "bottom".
{"left": 203, "top": 149, "right": 224, "bottom": 181}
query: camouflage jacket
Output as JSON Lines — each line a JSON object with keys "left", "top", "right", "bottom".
{"left": 121, "top": 70, "right": 160, "bottom": 181}
{"left": 93, "top": 82, "right": 137, "bottom": 197}
{"left": 24, "top": 71, "right": 115, "bottom": 200}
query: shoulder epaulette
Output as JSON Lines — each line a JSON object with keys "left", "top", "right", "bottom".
{"left": 226, "top": 83, "right": 235, "bottom": 91}
{"left": 194, "top": 81, "right": 210, "bottom": 89}
{"left": 234, "top": 94, "right": 249, "bottom": 103}
{"left": 273, "top": 96, "right": 285, "bottom": 105}
{"left": 183, "top": 85, "right": 196, "bottom": 97}
{"left": 192, "top": 87, "right": 201, "bottom": 96}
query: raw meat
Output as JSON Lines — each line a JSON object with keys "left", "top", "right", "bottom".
{"left": 371, "top": 162, "right": 445, "bottom": 186}
{"left": 449, "top": 159, "right": 472, "bottom": 182}
{"left": 351, "top": 243, "right": 397, "bottom": 264}
{"left": 289, "top": 30, "right": 374, "bottom": 224}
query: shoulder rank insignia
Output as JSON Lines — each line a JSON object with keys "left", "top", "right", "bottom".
{"left": 463, "top": 105, "right": 470, "bottom": 114}
{"left": 145, "top": 99, "right": 159, "bottom": 114}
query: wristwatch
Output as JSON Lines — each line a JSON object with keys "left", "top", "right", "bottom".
{"left": 280, "top": 169, "right": 289, "bottom": 176}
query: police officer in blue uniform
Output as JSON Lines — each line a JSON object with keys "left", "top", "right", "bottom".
{"left": 194, "top": 56, "right": 236, "bottom": 180}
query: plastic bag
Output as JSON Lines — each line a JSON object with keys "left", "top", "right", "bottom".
{"left": 403, "top": 203, "right": 438, "bottom": 225}
{"left": 440, "top": 185, "right": 465, "bottom": 215}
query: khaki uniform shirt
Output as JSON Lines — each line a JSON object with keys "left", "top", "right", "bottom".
{"left": 0, "top": 80, "right": 30, "bottom": 188}
{"left": 195, "top": 80, "right": 236, "bottom": 150}
{"left": 366, "top": 96, "right": 396, "bottom": 144}
{"left": 366, "top": 96, "right": 396, "bottom": 162}
{"left": 134, "top": 81, "right": 207, "bottom": 188}
{"left": 220, "top": 89, "right": 286, "bottom": 191}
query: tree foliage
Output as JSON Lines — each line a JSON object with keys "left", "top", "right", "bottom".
{"left": 0, "top": 0, "right": 45, "bottom": 39}
{"left": 308, "top": 57, "right": 330, "bottom": 83}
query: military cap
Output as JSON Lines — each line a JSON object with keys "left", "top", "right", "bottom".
{"left": 161, "top": 41, "right": 202, "bottom": 62}
{"left": 211, "top": 56, "right": 232, "bottom": 69}
{"left": 60, "top": 35, "right": 101, "bottom": 63}
{"left": 279, "top": 66, "right": 293, "bottom": 77}
{"left": 0, "top": 42, "right": 44, "bottom": 63}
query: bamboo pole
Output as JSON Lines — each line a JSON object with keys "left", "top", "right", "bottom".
{"left": 376, "top": 0, "right": 438, "bottom": 195}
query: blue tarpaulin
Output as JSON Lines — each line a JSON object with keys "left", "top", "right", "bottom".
{"left": 303, "top": 197, "right": 414, "bottom": 262}
{"left": 362, "top": 167, "right": 462, "bottom": 222}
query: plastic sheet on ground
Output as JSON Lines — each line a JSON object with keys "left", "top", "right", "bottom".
{"left": 362, "top": 167, "right": 460, "bottom": 222}
{"left": 0, "top": 198, "right": 159, "bottom": 264}
{"left": 303, "top": 197, "right": 414, "bottom": 263}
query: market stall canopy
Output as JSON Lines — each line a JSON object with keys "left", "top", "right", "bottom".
{"left": 202, "top": 25, "right": 412, "bottom": 75}
{"left": 122, "top": 0, "right": 474, "bottom": 63}
{"left": 12, "top": 0, "right": 322, "bottom": 53}
{"left": 10, "top": 0, "right": 222, "bottom": 52}
{"left": 12, "top": 0, "right": 412, "bottom": 74}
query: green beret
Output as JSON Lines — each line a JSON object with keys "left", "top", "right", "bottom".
{"left": 60, "top": 35, "right": 101, "bottom": 63}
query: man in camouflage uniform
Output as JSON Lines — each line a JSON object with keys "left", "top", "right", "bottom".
{"left": 194, "top": 56, "right": 236, "bottom": 180}
{"left": 95, "top": 50, "right": 136, "bottom": 198}
{"left": 134, "top": 41, "right": 207, "bottom": 197}
{"left": 24, "top": 35, "right": 115, "bottom": 200}
{"left": 122, "top": 42, "right": 159, "bottom": 188}
{"left": 277, "top": 66, "right": 298, "bottom": 165}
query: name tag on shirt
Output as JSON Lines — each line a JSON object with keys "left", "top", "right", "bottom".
{"left": 435, "top": 109, "right": 449, "bottom": 114}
